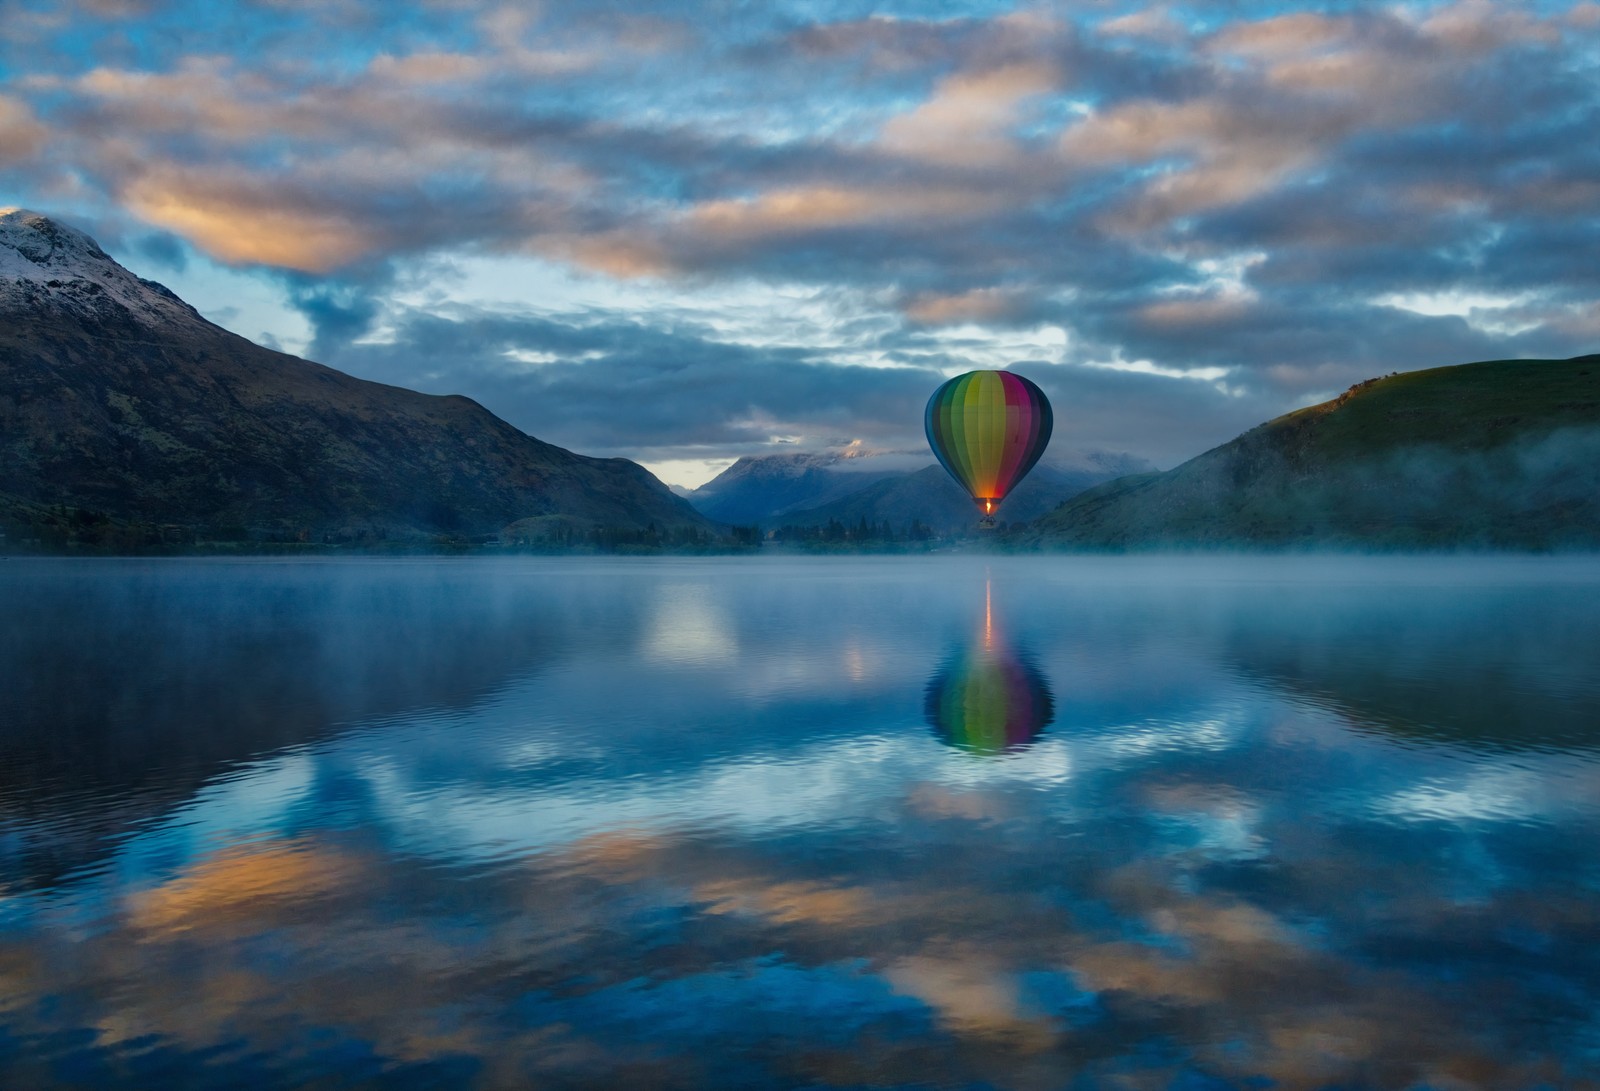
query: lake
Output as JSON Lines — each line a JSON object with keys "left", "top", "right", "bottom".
{"left": 3, "top": 555, "right": 1600, "bottom": 1089}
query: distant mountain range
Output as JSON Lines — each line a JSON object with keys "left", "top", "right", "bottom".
{"left": 0, "top": 209, "right": 711, "bottom": 546}
{"left": 687, "top": 447, "right": 1151, "bottom": 530}
{"left": 685, "top": 446, "right": 914, "bottom": 525}
{"left": 1027, "top": 355, "right": 1600, "bottom": 550}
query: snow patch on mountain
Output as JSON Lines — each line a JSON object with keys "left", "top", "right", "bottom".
{"left": 0, "top": 208, "right": 201, "bottom": 329}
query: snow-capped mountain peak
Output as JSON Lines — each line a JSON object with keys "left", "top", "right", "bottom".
{"left": 0, "top": 208, "right": 200, "bottom": 328}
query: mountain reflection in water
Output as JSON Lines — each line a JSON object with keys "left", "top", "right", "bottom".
{"left": 3, "top": 555, "right": 1600, "bottom": 1090}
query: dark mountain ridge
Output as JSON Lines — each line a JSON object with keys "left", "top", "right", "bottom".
{"left": 0, "top": 209, "right": 711, "bottom": 545}
{"left": 1028, "top": 355, "right": 1600, "bottom": 550}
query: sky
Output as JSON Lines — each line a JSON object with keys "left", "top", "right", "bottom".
{"left": 2, "top": 0, "right": 1598, "bottom": 487}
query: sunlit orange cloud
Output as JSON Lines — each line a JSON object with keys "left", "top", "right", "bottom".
{"left": 690, "top": 186, "right": 877, "bottom": 235}
{"left": 1139, "top": 294, "right": 1256, "bottom": 329}
{"left": 548, "top": 230, "right": 674, "bottom": 278}
{"left": 1100, "top": 6, "right": 1189, "bottom": 42}
{"left": 1207, "top": 11, "right": 1353, "bottom": 58}
{"left": 878, "top": 61, "right": 1059, "bottom": 168}
{"left": 1070, "top": 2, "right": 1585, "bottom": 237}
{"left": 1106, "top": 154, "right": 1314, "bottom": 232}
{"left": 125, "top": 174, "right": 379, "bottom": 271}
{"left": 688, "top": 183, "right": 1002, "bottom": 241}
{"left": 1059, "top": 97, "right": 1222, "bottom": 163}
{"left": 1264, "top": 51, "right": 1398, "bottom": 96}
{"left": 75, "top": 62, "right": 295, "bottom": 144}
{"left": 1419, "top": 0, "right": 1562, "bottom": 50}
{"left": 367, "top": 50, "right": 492, "bottom": 84}
{"left": 1060, "top": 96, "right": 1322, "bottom": 170}
{"left": 902, "top": 287, "right": 1025, "bottom": 327}
{"left": 1062, "top": 96, "right": 1328, "bottom": 229}
{"left": 474, "top": 4, "right": 609, "bottom": 75}
{"left": 790, "top": 14, "right": 957, "bottom": 71}
{"left": 0, "top": 95, "right": 46, "bottom": 162}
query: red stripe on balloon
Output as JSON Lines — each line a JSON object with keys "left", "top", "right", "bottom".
{"left": 992, "top": 372, "right": 1028, "bottom": 500}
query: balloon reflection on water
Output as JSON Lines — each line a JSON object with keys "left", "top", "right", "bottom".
{"left": 924, "top": 581, "right": 1055, "bottom": 754}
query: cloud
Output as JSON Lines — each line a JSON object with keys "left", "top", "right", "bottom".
{"left": 295, "top": 292, "right": 1281, "bottom": 469}
{"left": 0, "top": 95, "right": 46, "bottom": 163}
{"left": 6, "top": 0, "right": 1600, "bottom": 471}
{"left": 315, "top": 303, "right": 942, "bottom": 459}
{"left": 129, "top": 229, "right": 189, "bottom": 272}
{"left": 1206, "top": 11, "right": 1352, "bottom": 58}
{"left": 124, "top": 170, "right": 382, "bottom": 272}
{"left": 1100, "top": 7, "right": 1188, "bottom": 43}
{"left": 286, "top": 273, "right": 391, "bottom": 358}
{"left": 902, "top": 286, "right": 1032, "bottom": 326}
{"left": 878, "top": 60, "right": 1061, "bottom": 168}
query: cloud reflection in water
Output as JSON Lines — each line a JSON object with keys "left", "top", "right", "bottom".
{"left": 3, "top": 557, "right": 1600, "bottom": 1089}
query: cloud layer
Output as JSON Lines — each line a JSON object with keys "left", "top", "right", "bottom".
{"left": 3, "top": 0, "right": 1598, "bottom": 480}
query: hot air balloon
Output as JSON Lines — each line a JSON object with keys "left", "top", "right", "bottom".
{"left": 925, "top": 370, "right": 1053, "bottom": 524}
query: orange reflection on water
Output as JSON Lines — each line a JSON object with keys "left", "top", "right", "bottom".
{"left": 126, "top": 840, "right": 353, "bottom": 935}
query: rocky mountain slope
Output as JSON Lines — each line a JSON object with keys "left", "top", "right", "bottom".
{"left": 1028, "top": 355, "right": 1600, "bottom": 550}
{"left": 0, "top": 209, "right": 711, "bottom": 545}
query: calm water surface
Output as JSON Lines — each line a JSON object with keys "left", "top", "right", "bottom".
{"left": 3, "top": 555, "right": 1600, "bottom": 1090}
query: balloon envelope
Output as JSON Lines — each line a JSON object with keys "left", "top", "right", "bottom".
{"left": 924, "top": 370, "right": 1053, "bottom": 516}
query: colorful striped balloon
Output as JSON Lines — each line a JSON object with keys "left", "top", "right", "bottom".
{"left": 924, "top": 370, "right": 1053, "bottom": 518}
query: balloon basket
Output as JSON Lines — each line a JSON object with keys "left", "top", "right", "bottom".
{"left": 977, "top": 516, "right": 997, "bottom": 530}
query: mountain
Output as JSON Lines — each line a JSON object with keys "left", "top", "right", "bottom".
{"left": 1028, "top": 355, "right": 1600, "bottom": 550}
{"left": 777, "top": 454, "right": 1149, "bottom": 533}
{"left": 685, "top": 447, "right": 915, "bottom": 524}
{"left": 689, "top": 445, "right": 1152, "bottom": 531}
{"left": 0, "top": 209, "right": 711, "bottom": 546}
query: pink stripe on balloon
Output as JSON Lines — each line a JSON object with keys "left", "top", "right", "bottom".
{"left": 992, "top": 372, "right": 1030, "bottom": 500}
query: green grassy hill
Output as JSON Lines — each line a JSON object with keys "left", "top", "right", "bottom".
{"left": 1028, "top": 355, "right": 1600, "bottom": 550}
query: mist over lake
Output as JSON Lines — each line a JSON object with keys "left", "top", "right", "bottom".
{"left": 4, "top": 555, "right": 1600, "bottom": 1089}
